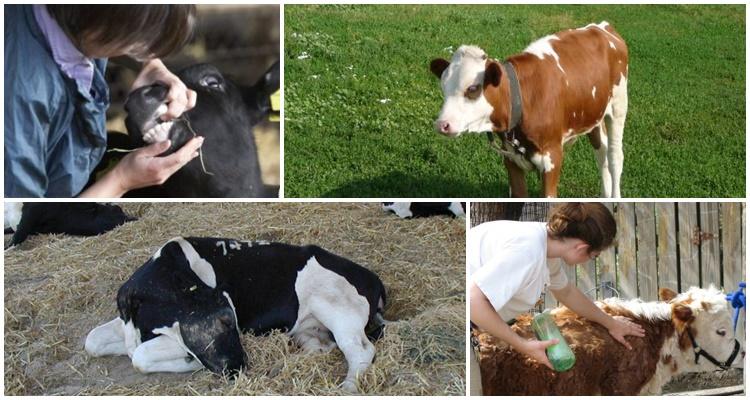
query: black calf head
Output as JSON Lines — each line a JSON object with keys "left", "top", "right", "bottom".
{"left": 177, "top": 288, "right": 246, "bottom": 375}
{"left": 118, "top": 240, "right": 247, "bottom": 375}
{"left": 124, "top": 62, "right": 280, "bottom": 155}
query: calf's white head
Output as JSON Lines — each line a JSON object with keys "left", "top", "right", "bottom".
{"left": 430, "top": 45, "right": 497, "bottom": 137}
{"left": 661, "top": 286, "right": 744, "bottom": 371}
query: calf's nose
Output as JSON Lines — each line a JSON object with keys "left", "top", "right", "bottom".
{"left": 436, "top": 120, "right": 451, "bottom": 134}
{"left": 124, "top": 84, "right": 169, "bottom": 114}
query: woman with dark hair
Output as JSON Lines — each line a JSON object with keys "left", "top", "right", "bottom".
{"left": 468, "top": 203, "right": 646, "bottom": 395}
{"left": 5, "top": 5, "right": 202, "bottom": 197}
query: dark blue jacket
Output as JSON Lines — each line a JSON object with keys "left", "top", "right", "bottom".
{"left": 4, "top": 5, "right": 110, "bottom": 197}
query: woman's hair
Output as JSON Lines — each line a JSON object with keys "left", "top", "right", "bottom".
{"left": 47, "top": 5, "right": 196, "bottom": 59}
{"left": 547, "top": 203, "right": 616, "bottom": 253}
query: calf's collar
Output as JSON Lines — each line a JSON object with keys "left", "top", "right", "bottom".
{"left": 686, "top": 329, "right": 741, "bottom": 370}
{"left": 486, "top": 61, "right": 523, "bottom": 148}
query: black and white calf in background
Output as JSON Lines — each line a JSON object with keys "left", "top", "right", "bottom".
{"left": 85, "top": 237, "right": 386, "bottom": 392}
{"left": 95, "top": 61, "right": 280, "bottom": 197}
{"left": 5, "top": 202, "right": 136, "bottom": 247}
{"left": 4, "top": 201, "right": 23, "bottom": 233}
{"left": 382, "top": 202, "right": 465, "bottom": 219}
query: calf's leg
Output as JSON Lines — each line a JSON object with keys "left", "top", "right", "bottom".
{"left": 538, "top": 149, "right": 563, "bottom": 198}
{"left": 85, "top": 317, "right": 128, "bottom": 357}
{"left": 588, "top": 124, "right": 613, "bottom": 197}
{"left": 503, "top": 157, "right": 528, "bottom": 197}
{"left": 131, "top": 335, "right": 203, "bottom": 373}
{"left": 315, "top": 310, "right": 374, "bottom": 392}
{"left": 607, "top": 76, "right": 628, "bottom": 198}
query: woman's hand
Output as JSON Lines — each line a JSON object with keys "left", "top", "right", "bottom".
{"left": 517, "top": 339, "right": 559, "bottom": 370}
{"left": 606, "top": 316, "right": 645, "bottom": 349}
{"left": 131, "top": 58, "right": 197, "bottom": 120}
{"left": 80, "top": 137, "right": 203, "bottom": 198}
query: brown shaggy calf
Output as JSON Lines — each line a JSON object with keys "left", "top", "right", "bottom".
{"left": 475, "top": 287, "right": 743, "bottom": 395}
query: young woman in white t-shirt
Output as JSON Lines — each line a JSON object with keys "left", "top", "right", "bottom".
{"left": 468, "top": 203, "right": 645, "bottom": 394}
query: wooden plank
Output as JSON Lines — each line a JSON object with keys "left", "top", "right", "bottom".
{"left": 700, "top": 203, "right": 721, "bottom": 287}
{"left": 656, "top": 203, "right": 679, "bottom": 292}
{"left": 616, "top": 202, "right": 638, "bottom": 299}
{"left": 663, "top": 384, "right": 745, "bottom": 396}
{"left": 543, "top": 287, "right": 556, "bottom": 310}
{"left": 578, "top": 260, "right": 597, "bottom": 299}
{"left": 678, "top": 203, "right": 700, "bottom": 290}
{"left": 721, "top": 202, "right": 745, "bottom": 350}
{"left": 598, "top": 202, "right": 616, "bottom": 298}
{"left": 636, "top": 203, "right": 658, "bottom": 300}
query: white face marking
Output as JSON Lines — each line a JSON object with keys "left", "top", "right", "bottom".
{"left": 524, "top": 35, "right": 565, "bottom": 74}
{"left": 152, "top": 246, "right": 163, "bottom": 260}
{"left": 531, "top": 152, "right": 556, "bottom": 173}
{"left": 174, "top": 237, "right": 217, "bottom": 288}
{"left": 382, "top": 202, "right": 413, "bottom": 218}
{"left": 435, "top": 45, "right": 495, "bottom": 135}
{"left": 222, "top": 291, "right": 241, "bottom": 335}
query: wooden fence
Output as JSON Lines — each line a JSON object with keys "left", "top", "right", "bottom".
{"left": 470, "top": 202, "right": 746, "bottom": 346}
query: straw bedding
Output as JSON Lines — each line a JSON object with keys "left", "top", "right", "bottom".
{"left": 4, "top": 202, "right": 465, "bottom": 395}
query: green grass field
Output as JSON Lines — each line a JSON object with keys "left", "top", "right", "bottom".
{"left": 284, "top": 5, "right": 745, "bottom": 198}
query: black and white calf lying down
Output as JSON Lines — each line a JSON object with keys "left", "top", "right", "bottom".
{"left": 382, "top": 202, "right": 465, "bottom": 219}
{"left": 6, "top": 202, "right": 135, "bottom": 246}
{"left": 85, "top": 237, "right": 386, "bottom": 391}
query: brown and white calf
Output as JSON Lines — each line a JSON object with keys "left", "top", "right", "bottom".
{"left": 474, "top": 286, "right": 744, "bottom": 395}
{"left": 431, "top": 22, "right": 628, "bottom": 197}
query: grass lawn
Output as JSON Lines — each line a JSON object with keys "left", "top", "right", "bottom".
{"left": 284, "top": 5, "right": 745, "bottom": 198}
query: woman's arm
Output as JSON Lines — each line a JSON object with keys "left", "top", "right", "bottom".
{"left": 79, "top": 138, "right": 202, "bottom": 197}
{"left": 470, "top": 282, "right": 558, "bottom": 369}
{"left": 551, "top": 283, "right": 645, "bottom": 349}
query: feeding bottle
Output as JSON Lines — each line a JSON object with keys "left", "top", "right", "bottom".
{"left": 531, "top": 310, "right": 576, "bottom": 372}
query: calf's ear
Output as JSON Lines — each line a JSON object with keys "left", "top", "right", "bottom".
{"left": 256, "top": 60, "right": 280, "bottom": 96}
{"left": 430, "top": 58, "right": 450, "bottom": 78}
{"left": 671, "top": 302, "right": 694, "bottom": 333}
{"left": 659, "top": 287, "right": 678, "bottom": 302}
{"left": 484, "top": 62, "right": 502, "bottom": 87}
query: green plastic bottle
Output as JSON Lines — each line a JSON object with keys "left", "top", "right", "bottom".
{"left": 531, "top": 310, "right": 576, "bottom": 372}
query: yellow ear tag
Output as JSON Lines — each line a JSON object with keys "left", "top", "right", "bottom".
{"left": 269, "top": 89, "right": 280, "bottom": 122}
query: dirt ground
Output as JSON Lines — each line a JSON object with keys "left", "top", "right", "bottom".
{"left": 4, "top": 203, "right": 465, "bottom": 395}
{"left": 662, "top": 369, "right": 744, "bottom": 395}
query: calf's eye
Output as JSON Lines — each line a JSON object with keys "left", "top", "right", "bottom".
{"left": 219, "top": 314, "right": 234, "bottom": 327}
{"left": 200, "top": 75, "right": 223, "bottom": 89}
{"left": 716, "top": 329, "right": 726, "bottom": 336}
{"left": 465, "top": 84, "right": 482, "bottom": 99}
